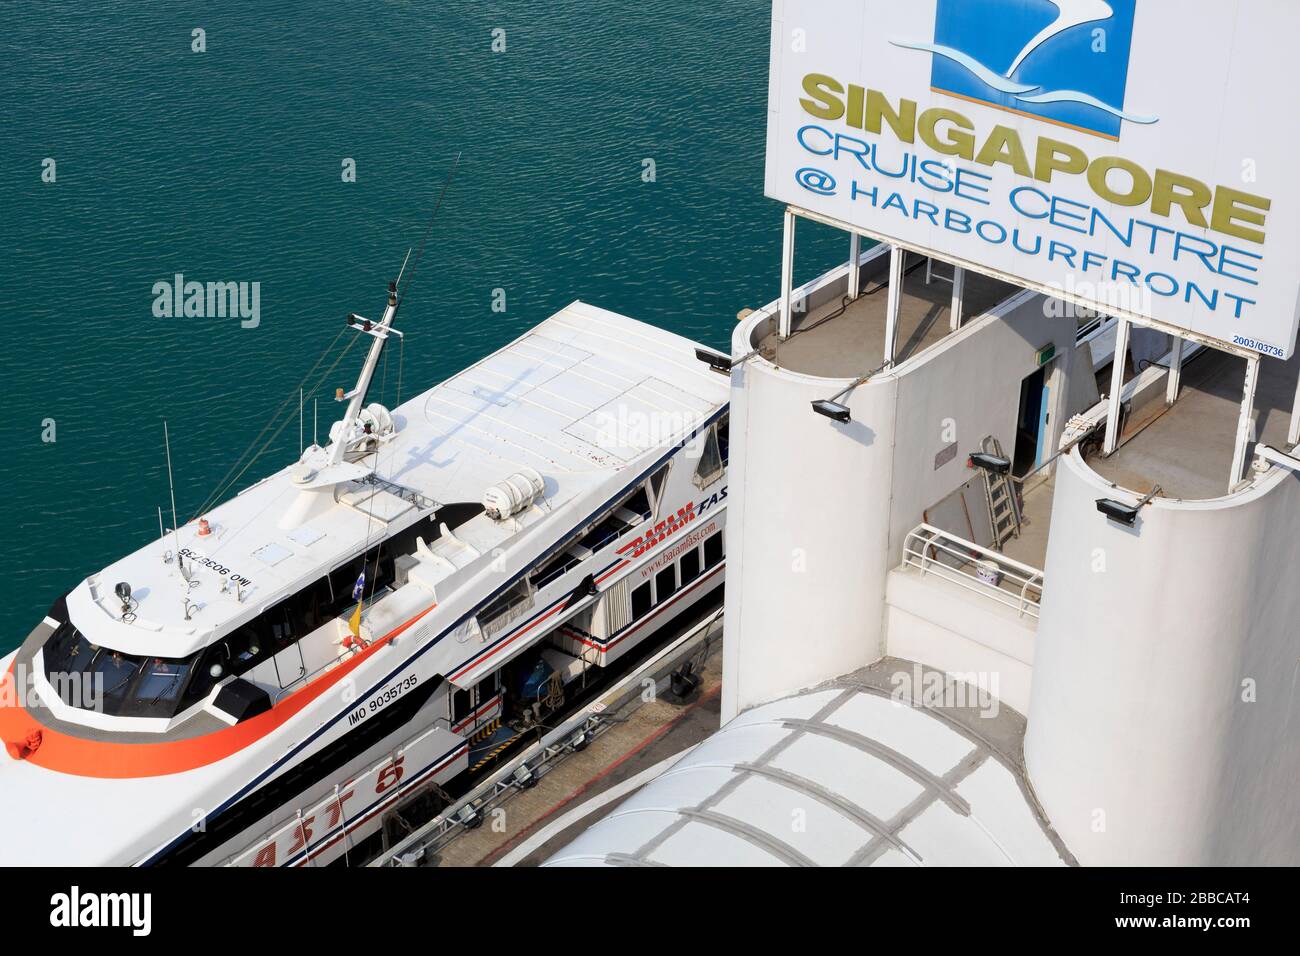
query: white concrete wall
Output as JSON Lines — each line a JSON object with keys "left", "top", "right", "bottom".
{"left": 721, "top": 288, "right": 1096, "bottom": 721}
{"left": 884, "top": 569, "right": 1036, "bottom": 714}
{"left": 1026, "top": 452, "right": 1300, "bottom": 865}
{"left": 720, "top": 341, "right": 898, "bottom": 721}
{"left": 885, "top": 293, "right": 1092, "bottom": 562}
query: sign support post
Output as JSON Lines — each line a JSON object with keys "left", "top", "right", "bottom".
{"left": 1229, "top": 355, "right": 1260, "bottom": 489}
{"left": 883, "top": 245, "right": 903, "bottom": 365}
{"left": 848, "top": 231, "right": 861, "bottom": 299}
{"left": 1289, "top": 371, "right": 1300, "bottom": 447}
{"left": 1166, "top": 334, "right": 1184, "bottom": 405}
{"left": 1103, "top": 318, "right": 1131, "bottom": 455}
{"left": 779, "top": 208, "right": 796, "bottom": 339}
{"left": 950, "top": 267, "right": 966, "bottom": 332}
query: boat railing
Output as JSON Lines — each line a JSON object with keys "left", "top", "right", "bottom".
{"left": 901, "top": 523, "right": 1044, "bottom": 619}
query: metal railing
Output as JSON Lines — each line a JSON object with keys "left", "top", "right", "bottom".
{"left": 371, "top": 610, "right": 723, "bottom": 866}
{"left": 901, "top": 523, "right": 1044, "bottom": 619}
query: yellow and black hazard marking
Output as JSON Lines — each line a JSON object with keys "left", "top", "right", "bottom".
{"left": 469, "top": 718, "right": 500, "bottom": 744}
{"left": 469, "top": 730, "right": 523, "bottom": 773}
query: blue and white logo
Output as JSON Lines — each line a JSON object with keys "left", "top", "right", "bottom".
{"left": 893, "top": 0, "right": 1155, "bottom": 140}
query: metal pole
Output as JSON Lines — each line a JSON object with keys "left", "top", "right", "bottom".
{"left": 883, "top": 245, "right": 904, "bottom": 365}
{"left": 163, "top": 421, "right": 184, "bottom": 560}
{"left": 779, "top": 209, "right": 796, "bottom": 339}
{"left": 329, "top": 287, "right": 399, "bottom": 467}
{"left": 1103, "top": 318, "right": 1130, "bottom": 455}
{"left": 950, "top": 266, "right": 966, "bottom": 332}
{"left": 847, "top": 231, "right": 861, "bottom": 299}
{"left": 1165, "top": 334, "right": 1183, "bottom": 405}
{"left": 1229, "top": 354, "right": 1260, "bottom": 489}
{"left": 1289, "top": 364, "right": 1300, "bottom": 448}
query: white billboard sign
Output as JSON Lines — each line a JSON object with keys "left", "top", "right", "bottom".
{"left": 765, "top": 0, "right": 1300, "bottom": 359}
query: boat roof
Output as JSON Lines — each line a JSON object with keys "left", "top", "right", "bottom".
{"left": 67, "top": 301, "right": 728, "bottom": 658}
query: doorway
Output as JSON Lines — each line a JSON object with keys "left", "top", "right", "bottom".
{"left": 1014, "top": 366, "right": 1049, "bottom": 478}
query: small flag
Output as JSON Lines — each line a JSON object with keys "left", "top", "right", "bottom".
{"left": 348, "top": 600, "right": 363, "bottom": 639}
{"left": 352, "top": 570, "right": 366, "bottom": 601}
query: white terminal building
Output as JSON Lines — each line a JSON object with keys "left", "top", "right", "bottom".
{"left": 548, "top": 0, "right": 1300, "bottom": 866}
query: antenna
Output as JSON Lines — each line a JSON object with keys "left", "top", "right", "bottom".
{"left": 163, "top": 421, "right": 183, "bottom": 568}
{"left": 395, "top": 150, "right": 463, "bottom": 310}
{"left": 313, "top": 398, "right": 318, "bottom": 448}
{"left": 393, "top": 248, "right": 412, "bottom": 299}
{"left": 299, "top": 387, "right": 304, "bottom": 456}
{"left": 157, "top": 505, "right": 167, "bottom": 564}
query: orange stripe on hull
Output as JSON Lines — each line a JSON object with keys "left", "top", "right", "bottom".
{"left": 0, "top": 603, "right": 437, "bottom": 779}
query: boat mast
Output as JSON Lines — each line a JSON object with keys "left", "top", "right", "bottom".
{"left": 326, "top": 151, "right": 461, "bottom": 468}
{"left": 327, "top": 266, "right": 405, "bottom": 467}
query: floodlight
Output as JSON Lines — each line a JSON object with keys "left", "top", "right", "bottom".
{"left": 811, "top": 399, "right": 852, "bottom": 423}
{"left": 694, "top": 348, "right": 733, "bottom": 374}
{"left": 968, "top": 452, "right": 1012, "bottom": 475}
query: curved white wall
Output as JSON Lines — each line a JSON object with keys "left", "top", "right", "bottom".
{"left": 1026, "top": 453, "right": 1300, "bottom": 865}
{"left": 720, "top": 322, "right": 898, "bottom": 720}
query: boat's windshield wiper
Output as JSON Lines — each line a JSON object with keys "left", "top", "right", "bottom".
{"left": 149, "top": 669, "right": 184, "bottom": 706}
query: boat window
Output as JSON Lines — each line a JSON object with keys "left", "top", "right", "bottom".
{"left": 680, "top": 547, "right": 701, "bottom": 586}
{"left": 479, "top": 578, "right": 533, "bottom": 634}
{"left": 42, "top": 623, "right": 226, "bottom": 719}
{"left": 655, "top": 565, "right": 677, "bottom": 603}
{"left": 703, "top": 530, "right": 724, "bottom": 570}
{"left": 623, "top": 485, "right": 651, "bottom": 520}
{"left": 451, "top": 685, "right": 473, "bottom": 724}
{"left": 631, "top": 581, "right": 653, "bottom": 620}
{"left": 180, "top": 643, "right": 232, "bottom": 707}
{"left": 534, "top": 485, "right": 651, "bottom": 587}
{"left": 42, "top": 621, "right": 99, "bottom": 676}
{"left": 219, "top": 622, "right": 271, "bottom": 680}
{"left": 716, "top": 414, "right": 730, "bottom": 464}
{"left": 91, "top": 649, "right": 142, "bottom": 707}
{"left": 530, "top": 548, "right": 584, "bottom": 590}
{"left": 134, "top": 658, "right": 194, "bottom": 706}
{"left": 648, "top": 464, "right": 671, "bottom": 515}
{"left": 578, "top": 502, "right": 642, "bottom": 552}
{"left": 693, "top": 425, "right": 724, "bottom": 489}
{"left": 288, "top": 576, "right": 334, "bottom": 636}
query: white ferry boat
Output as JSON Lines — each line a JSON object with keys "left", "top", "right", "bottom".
{"left": 0, "top": 280, "right": 730, "bottom": 866}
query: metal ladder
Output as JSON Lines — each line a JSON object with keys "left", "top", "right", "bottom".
{"left": 981, "top": 436, "right": 1022, "bottom": 550}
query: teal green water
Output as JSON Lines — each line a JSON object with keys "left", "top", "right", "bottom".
{"left": 0, "top": 1, "right": 846, "bottom": 650}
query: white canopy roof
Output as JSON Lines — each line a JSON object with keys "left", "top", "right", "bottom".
{"left": 545, "top": 678, "right": 1068, "bottom": 867}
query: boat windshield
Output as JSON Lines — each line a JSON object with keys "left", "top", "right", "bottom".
{"left": 41, "top": 621, "right": 217, "bottom": 719}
